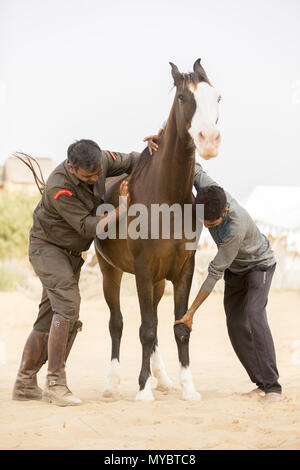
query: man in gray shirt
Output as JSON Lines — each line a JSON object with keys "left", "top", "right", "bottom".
{"left": 145, "top": 133, "right": 282, "bottom": 403}
{"left": 176, "top": 162, "right": 282, "bottom": 403}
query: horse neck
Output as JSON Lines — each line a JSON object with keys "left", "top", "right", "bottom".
{"left": 155, "top": 107, "right": 195, "bottom": 203}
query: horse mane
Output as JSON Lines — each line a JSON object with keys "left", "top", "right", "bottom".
{"left": 179, "top": 71, "right": 212, "bottom": 88}
{"left": 130, "top": 145, "right": 152, "bottom": 180}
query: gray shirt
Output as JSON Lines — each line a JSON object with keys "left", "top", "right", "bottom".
{"left": 194, "top": 162, "right": 276, "bottom": 293}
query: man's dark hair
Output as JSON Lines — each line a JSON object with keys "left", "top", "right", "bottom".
{"left": 195, "top": 185, "right": 227, "bottom": 221}
{"left": 67, "top": 139, "right": 102, "bottom": 172}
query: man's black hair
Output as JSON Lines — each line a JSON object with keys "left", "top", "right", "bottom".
{"left": 67, "top": 139, "right": 102, "bottom": 172}
{"left": 195, "top": 185, "right": 227, "bottom": 221}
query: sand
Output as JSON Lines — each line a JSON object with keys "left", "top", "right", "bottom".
{"left": 1, "top": 288, "right": 300, "bottom": 450}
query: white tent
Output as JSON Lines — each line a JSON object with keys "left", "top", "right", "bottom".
{"left": 194, "top": 186, "right": 300, "bottom": 291}
{"left": 244, "top": 185, "right": 300, "bottom": 290}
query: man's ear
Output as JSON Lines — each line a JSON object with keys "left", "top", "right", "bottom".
{"left": 67, "top": 162, "right": 75, "bottom": 174}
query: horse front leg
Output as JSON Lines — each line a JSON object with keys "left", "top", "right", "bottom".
{"left": 134, "top": 262, "right": 157, "bottom": 401}
{"left": 173, "top": 256, "right": 201, "bottom": 401}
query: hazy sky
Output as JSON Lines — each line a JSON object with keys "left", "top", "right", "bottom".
{"left": 1, "top": 0, "right": 300, "bottom": 200}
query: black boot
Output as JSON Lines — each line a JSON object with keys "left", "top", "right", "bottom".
{"left": 13, "top": 330, "right": 48, "bottom": 401}
{"left": 43, "top": 314, "right": 82, "bottom": 406}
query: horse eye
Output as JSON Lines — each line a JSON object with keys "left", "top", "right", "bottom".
{"left": 178, "top": 94, "right": 185, "bottom": 103}
{"left": 217, "top": 95, "right": 222, "bottom": 103}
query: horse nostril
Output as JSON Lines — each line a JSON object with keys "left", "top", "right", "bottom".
{"left": 215, "top": 131, "right": 221, "bottom": 143}
{"left": 199, "top": 131, "right": 205, "bottom": 141}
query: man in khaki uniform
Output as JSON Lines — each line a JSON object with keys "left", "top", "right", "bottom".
{"left": 13, "top": 139, "right": 138, "bottom": 406}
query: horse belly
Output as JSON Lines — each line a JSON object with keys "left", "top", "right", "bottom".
{"left": 95, "top": 237, "right": 135, "bottom": 274}
{"left": 128, "top": 238, "right": 192, "bottom": 282}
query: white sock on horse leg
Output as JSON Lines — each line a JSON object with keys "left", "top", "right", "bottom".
{"left": 180, "top": 366, "right": 201, "bottom": 401}
{"left": 135, "top": 377, "right": 154, "bottom": 401}
{"left": 151, "top": 346, "right": 174, "bottom": 391}
{"left": 103, "top": 359, "right": 120, "bottom": 397}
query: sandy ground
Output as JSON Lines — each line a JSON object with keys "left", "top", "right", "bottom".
{"left": 1, "top": 288, "right": 300, "bottom": 450}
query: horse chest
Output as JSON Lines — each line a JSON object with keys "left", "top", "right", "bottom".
{"left": 145, "top": 239, "right": 192, "bottom": 281}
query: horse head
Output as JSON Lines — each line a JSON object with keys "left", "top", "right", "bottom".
{"left": 170, "top": 59, "right": 221, "bottom": 160}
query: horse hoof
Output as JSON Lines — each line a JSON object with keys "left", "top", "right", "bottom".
{"left": 135, "top": 381, "right": 155, "bottom": 401}
{"left": 135, "top": 377, "right": 154, "bottom": 401}
{"left": 135, "top": 391, "right": 155, "bottom": 401}
{"left": 102, "top": 388, "right": 119, "bottom": 399}
{"left": 155, "top": 379, "right": 175, "bottom": 392}
{"left": 182, "top": 391, "right": 202, "bottom": 401}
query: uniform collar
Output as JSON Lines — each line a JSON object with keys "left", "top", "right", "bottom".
{"left": 63, "top": 159, "right": 81, "bottom": 186}
{"left": 209, "top": 213, "right": 230, "bottom": 242}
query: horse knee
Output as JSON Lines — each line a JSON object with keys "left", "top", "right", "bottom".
{"left": 174, "top": 323, "right": 190, "bottom": 343}
{"left": 139, "top": 324, "right": 156, "bottom": 346}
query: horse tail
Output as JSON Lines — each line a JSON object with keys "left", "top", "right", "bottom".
{"left": 12, "top": 152, "right": 46, "bottom": 195}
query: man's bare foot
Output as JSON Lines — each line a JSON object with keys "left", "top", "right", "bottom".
{"left": 241, "top": 387, "right": 264, "bottom": 397}
{"left": 260, "top": 392, "right": 282, "bottom": 404}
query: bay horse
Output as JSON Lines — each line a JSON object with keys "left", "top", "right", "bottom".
{"left": 95, "top": 59, "right": 221, "bottom": 401}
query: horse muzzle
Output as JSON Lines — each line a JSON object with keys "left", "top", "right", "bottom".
{"left": 196, "top": 128, "right": 221, "bottom": 160}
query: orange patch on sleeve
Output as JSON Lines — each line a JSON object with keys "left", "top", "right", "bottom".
{"left": 108, "top": 150, "right": 117, "bottom": 161}
{"left": 53, "top": 189, "right": 73, "bottom": 199}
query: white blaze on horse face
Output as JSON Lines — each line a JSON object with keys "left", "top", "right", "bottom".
{"left": 188, "top": 82, "right": 221, "bottom": 160}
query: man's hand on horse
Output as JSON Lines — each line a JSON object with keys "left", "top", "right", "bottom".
{"left": 143, "top": 128, "right": 163, "bottom": 155}
{"left": 120, "top": 180, "right": 130, "bottom": 206}
{"left": 174, "top": 311, "right": 194, "bottom": 332}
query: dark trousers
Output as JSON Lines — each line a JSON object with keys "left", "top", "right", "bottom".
{"left": 29, "top": 241, "right": 84, "bottom": 334}
{"left": 223, "top": 264, "right": 281, "bottom": 394}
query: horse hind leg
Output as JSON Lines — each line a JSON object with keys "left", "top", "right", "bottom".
{"left": 134, "top": 263, "right": 158, "bottom": 402}
{"left": 151, "top": 341, "right": 174, "bottom": 392}
{"left": 150, "top": 280, "right": 174, "bottom": 392}
{"left": 97, "top": 253, "right": 123, "bottom": 398}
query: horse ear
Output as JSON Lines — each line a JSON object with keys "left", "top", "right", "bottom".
{"left": 193, "top": 58, "right": 210, "bottom": 83}
{"left": 193, "top": 58, "right": 202, "bottom": 73}
{"left": 169, "top": 62, "right": 182, "bottom": 86}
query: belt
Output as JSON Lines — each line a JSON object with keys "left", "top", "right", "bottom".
{"left": 65, "top": 249, "right": 82, "bottom": 257}
{"left": 30, "top": 236, "right": 82, "bottom": 257}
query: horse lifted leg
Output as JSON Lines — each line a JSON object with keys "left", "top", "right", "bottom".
{"left": 173, "top": 257, "right": 201, "bottom": 401}
{"left": 151, "top": 280, "right": 174, "bottom": 392}
{"left": 97, "top": 254, "right": 123, "bottom": 398}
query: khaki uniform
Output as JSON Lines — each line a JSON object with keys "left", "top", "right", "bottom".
{"left": 29, "top": 150, "right": 140, "bottom": 333}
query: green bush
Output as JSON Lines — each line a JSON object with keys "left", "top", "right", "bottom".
{"left": 0, "top": 190, "right": 41, "bottom": 259}
{"left": 0, "top": 262, "right": 16, "bottom": 291}
{"left": 0, "top": 259, "right": 28, "bottom": 291}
